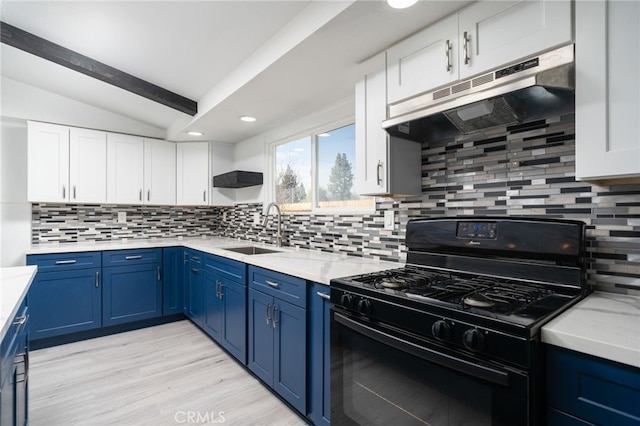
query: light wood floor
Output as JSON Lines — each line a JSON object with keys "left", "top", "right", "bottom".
{"left": 29, "top": 320, "right": 307, "bottom": 426}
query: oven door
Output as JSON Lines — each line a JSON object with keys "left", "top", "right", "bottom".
{"left": 331, "top": 309, "right": 533, "bottom": 426}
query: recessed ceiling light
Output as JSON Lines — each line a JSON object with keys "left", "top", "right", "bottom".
{"left": 187, "top": 131, "right": 203, "bottom": 136}
{"left": 387, "top": 0, "right": 418, "bottom": 9}
{"left": 318, "top": 133, "right": 331, "bottom": 137}
{"left": 240, "top": 116, "right": 257, "bottom": 122}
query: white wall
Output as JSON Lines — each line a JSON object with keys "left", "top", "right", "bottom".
{"left": 232, "top": 95, "right": 355, "bottom": 204}
{"left": 0, "top": 117, "right": 31, "bottom": 266}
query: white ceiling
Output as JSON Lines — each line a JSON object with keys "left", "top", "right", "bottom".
{"left": 0, "top": 0, "right": 471, "bottom": 143}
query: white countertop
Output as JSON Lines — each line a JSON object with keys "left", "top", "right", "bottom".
{"left": 1, "top": 265, "right": 37, "bottom": 342}
{"left": 542, "top": 291, "right": 640, "bottom": 369}
{"left": 26, "top": 237, "right": 401, "bottom": 286}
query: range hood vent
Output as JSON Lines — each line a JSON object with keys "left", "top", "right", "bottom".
{"left": 213, "top": 170, "right": 263, "bottom": 188}
{"left": 383, "top": 45, "right": 575, "bottom": 141}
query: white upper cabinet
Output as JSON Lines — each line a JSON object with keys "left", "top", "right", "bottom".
{"left": 458, "top": 0, "right": 572, "bottom": 80}
{"left": 69, "top": 127, "right": 107, "bottom": 204}
{"left": 106, "top": 133, "right": 144, "bottom": 204}
{"left": 386, "top": 0, "right": 572, "bottom": 103}
{"left": 176, "top": 142, "right": 209, "bottom": 206}
{"left": 386, "top": 14, "right": 459, "bottom": 105}
{"left": 575, "top": 0, "right": 640, "bottom": 180}
{"left": 355, "top": 53, "right": 421, "bottom": 197}
{"left": 143, "top": 138, "right": 176, "bottom": 205}
{"left": 356, "top": 53, "right": 390, "bottom": 195}
{"left": 27, "top": 121, "right": 70, "bottom": 203}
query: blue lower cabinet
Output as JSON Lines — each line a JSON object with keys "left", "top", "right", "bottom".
{"left": 219, "top": 278, "right": 247, "bottom": 364}
{"left": 248, "top": 287, "right": 306, "bottom": 414}
{"left": 308, "top": 283, "right": 331, "bottom": 426}
{"left": 1, "top": 300, "right": 29, "bottom": 426}
{"left": 101, "top": 249, "right": 163, "bottom": 327}
{"left": 26, "top": 252, "right": 102, "bottom": 341}
{"left": 204, "top": 270, "right": 223, "bottom": 341}
{"left": 186, "top": 254, "right": 205, "bottom": 327}
{"left": 547, "top": 345, "right": 640, "bottom": 426}
{"left": 162, "top": 247, "right": 184, "bottom": 316}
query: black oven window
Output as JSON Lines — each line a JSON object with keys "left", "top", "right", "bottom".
{"left": 335, "top": 325, "right": 492, "bottom": 426}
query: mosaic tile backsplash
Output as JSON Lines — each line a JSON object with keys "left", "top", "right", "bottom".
{"left": 32, "top": 114, "right": 640, "bottom": 293}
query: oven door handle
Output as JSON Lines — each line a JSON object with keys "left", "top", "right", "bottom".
{"left": 334, "top": 312, "right": 510, "bottom": 387}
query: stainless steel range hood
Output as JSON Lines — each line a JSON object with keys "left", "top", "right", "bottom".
{"left": 383, "top": 45, "right": 575, "bottom": 140}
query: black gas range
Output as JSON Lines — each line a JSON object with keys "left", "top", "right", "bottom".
{"left": 330, "top": 217, "right": 587, "bottom": 425}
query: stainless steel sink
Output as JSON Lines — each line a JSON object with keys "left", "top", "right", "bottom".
{"left": 222, "top": 246, "right": 281, "bottom": 255}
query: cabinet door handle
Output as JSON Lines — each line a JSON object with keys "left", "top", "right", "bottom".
{"left": 219, "top": 283, "right": 224, "bottom": 299}
{"left": 203, "top": 190, "right": 206, "bottom": 202}
{"left": 147, "top": 190, "right": 151, "bottom": 202}
{"left": 95, "top": 271, "right": 99, "bottom": 288}
{"left": 192, "top": 256, "right": 200, "bottom": 261}
{"left": 62, "top": 185, "right": 66, "bottom": 199}
{"left": 376, "top": 160, "right": 383, "bottom": 185}
{"left": 445, "top": 39, "right": 452, "bottom": 72}
{"left": 463, "top": 31, "right": 470, "bottom": 65}
{"left": 183, "top": 251, "right": 188, "bottom": 264}
{"left": 139, "top": 189, "right": 143, "bottom": 201}
{"left": 272, "top": 306, "right": 278, "bottom": 329}
{"left": 12, "top": 315, "right": 27, "bottom": 326}
{"left": 266, "top": 303, "right": 272, "bottom": 325}
{"left": 316, "top": 291, "right": 331, "bottom": 300}
{"left": 215, "top": 281, "right": 220, "bottom": 298}
{"left": 192, "top": 268, "right": 199, "bottom": 273}
{"left": 157, "top": 266, "right": 162, "bottom": 281}
{"left": 125, "top": 255, "right": 143, "bottom": 260}
{"left": 73, "top": 185, "right": 77, "bottom": 199}
{"left": 55, "top": 259, "right": 76, "bottom": 265}
{"left": 265, "top": 280, "right": 280, "bottom": 289}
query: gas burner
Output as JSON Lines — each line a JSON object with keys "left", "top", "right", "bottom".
{"left": 379, "top": 278, "right": 408, "bottom": 289}
{"left": 463, "top": 293, "right": 496, "bottom": 308}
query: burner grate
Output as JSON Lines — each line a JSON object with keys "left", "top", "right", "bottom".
{"left": 353, "top": 267, "right": 554, "bottom": 314}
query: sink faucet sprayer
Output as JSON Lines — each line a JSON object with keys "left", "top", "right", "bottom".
{"left": 262, "top": 202, "right": 283, "bottom": 247}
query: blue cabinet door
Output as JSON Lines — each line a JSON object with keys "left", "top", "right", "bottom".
{"left": 220, "top": 278, "right": 247, "bottom": 364}
{"left": 186, "top": 260, "right": 205, "bottom": 327}
{"left": 203, "top": 270, "right": 223, "bottom": 341}
{"left": 28, "top": 268, "right": 101, "bottom": 340}
{"left": 547, "top": 345, "right": 640, "bottom": 426}
{"left": 248, "top": 288, "right": 275, "bottom": 385}
{"left": 162, "top": 247, "right": 184, "bottom": 316}
{"left": 274, "top": 298, "right": 307, "bottom": 414}
{"left": 308, "top": 283, "right": 331, "bottom": 426}
{"left": 102, "top": 263, "right": 162, "bottom": 326}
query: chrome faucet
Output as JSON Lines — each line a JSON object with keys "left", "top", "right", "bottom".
{"left": 262, "top": 202, "right": 283, "bottom": 247}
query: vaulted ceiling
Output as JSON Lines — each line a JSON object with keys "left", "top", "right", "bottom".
{"left": 1, "top": 0, "right": 470, "bottom": 143}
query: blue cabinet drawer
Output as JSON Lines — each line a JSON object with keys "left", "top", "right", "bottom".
{"left": 102, "top": 248, "right": 162, "bottom": 266}
{"left": 248, "top": 266, "right": 306, "bottom": 309}
{"left": 27, "top": 251, "right": 101, "bottom": 271}
{"left": 547, "top": 345, "right": 640, "bottom": 426}
{"left": 204, "top": 254, "right": 246, "bottom": 284}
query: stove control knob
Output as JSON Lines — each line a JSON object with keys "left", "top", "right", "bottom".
{"left": 462, "top": 328, "right": 486, "bottom": 352}
{"left": 431, "top": 320, "right": 452, "bottom": 341}
{"left": 341, "top": 293, "right": 355, "bottom": 309}
{"left": 357, "top": 299, "right": 372, "bottom": 316}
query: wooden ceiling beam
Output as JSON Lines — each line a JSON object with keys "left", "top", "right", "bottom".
{"left": 1, "top": 21, "right": 198, "bottom": 116}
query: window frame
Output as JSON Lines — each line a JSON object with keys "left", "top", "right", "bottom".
{"left": 264, "top": 117, "right": 375, "bottom": 215}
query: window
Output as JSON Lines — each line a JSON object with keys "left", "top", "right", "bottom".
{"left": 272, "top": 123, "right": 374, "bottom": 212}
